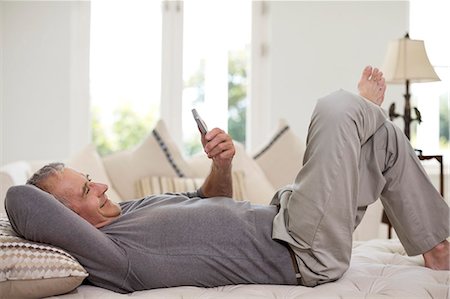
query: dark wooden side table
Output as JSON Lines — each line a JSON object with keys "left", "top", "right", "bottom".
{"left": 382, "top": 154, "right": 444, "bottom": 239}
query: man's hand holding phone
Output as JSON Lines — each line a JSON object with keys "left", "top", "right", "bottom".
{"left": 191, "top": 109, "right": 235, "bottom": 169}
{"left": 191, "top": 109, "right": 235, "bottom": 198}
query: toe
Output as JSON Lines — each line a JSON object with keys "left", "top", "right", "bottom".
{"left": 361, "top": 65, "right": 372, "bottom": 81}
{"left": 374, "top": 70, "right": 383, "bottom": 81}
{"left": 378, "top": 71, "right": 384, "bottom": 80}
{"left": 372, "top": 68, "right": 380, "bottom": 80}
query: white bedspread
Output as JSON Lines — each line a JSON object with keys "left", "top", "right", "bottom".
{"left": 49, "top": 239, "right": 450, "bottom": 299}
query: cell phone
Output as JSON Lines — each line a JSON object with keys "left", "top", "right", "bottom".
{"left": 191, "top": 109, "right": 208, "bottom": 135}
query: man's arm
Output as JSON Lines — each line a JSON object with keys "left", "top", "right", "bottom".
{"left": 198, "top": 128, "right": 235, "bottom": 198}
{"left": 5, "top": 184, "right": 129, "bottom": 292}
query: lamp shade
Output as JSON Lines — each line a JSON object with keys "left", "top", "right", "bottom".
{"left": 381, "top": 34, "right": 440, "bottom": 83}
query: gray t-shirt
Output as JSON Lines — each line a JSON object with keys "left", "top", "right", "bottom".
{"left": 5, "top": 185, "right": 296, "bottom": 293}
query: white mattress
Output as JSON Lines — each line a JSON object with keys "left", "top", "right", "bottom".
{"left": 49, "top": 239, "right": 450, "bottom": 299}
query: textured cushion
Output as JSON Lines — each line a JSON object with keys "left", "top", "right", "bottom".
{"left": 67, "top": 144, "right": 122, "bottom": 203}
{"left": 135, "top": 171, "right": 247, "bottom": 201}
{"left": 187, "top": 142, "right": 275, "bottom": 205}
{"left": 103, "top": 120, "right": 195, "bottom": 200}
{"left": 252, "top": 119, "right": 306, "bottom": 190}
{"left": 0, "top": 214, "right": 88, "bottom": 299}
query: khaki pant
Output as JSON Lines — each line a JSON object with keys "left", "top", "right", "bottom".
{"left": 271, "top": 90, "right": 449, "bottom": 287}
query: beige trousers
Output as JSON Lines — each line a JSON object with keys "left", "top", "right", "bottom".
{"left": 271, "top": 89, "right": 449, "bottom": 287}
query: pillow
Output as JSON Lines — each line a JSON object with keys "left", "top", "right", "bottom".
{"left": 67, "top": 144, "right": 122, "bottom": 203}
{"left": 136, "top": 171, "right": 247, "bottom": 201}
{"left": 0, "top": 214, "right": 88, "bottom": 299}
{"left": 103, "top": 120, "right": 195, "bottom": 200}
{"left": 187, "top": 141, "right": 275, "bottom": 205}
{"left": 252, "top": 119, "right": 306, "bottom": 190}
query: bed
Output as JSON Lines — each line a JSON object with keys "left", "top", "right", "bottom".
{"left": 1, "top": 119, "right": 448, "bottom": 298}
{"left": 47, "top": 239, "right": 449, "bottom": 299}
{"left": 2, "top": 209, "right": 447, "bottom": 299}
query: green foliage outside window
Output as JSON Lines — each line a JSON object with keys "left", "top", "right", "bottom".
{"left": 228, "top": 49, "right": 248, "bottom": 145}
{"left": 93, "top": 51, "right": 248, "bottom": 157}
{"left": 439, "top": 92, "right": 449, "bottom": 148}
{"left": 92, "top": 104, "right": 156, "bottom": 156}
{"left": 183, "top": 49, "right": 249, "bottom": 155}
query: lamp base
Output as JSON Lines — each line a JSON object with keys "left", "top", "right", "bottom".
{"left": 387, "top": 80, "right": 421, "bottom": 140}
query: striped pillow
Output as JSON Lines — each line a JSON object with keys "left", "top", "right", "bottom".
{"left": 0, "top": 214, "right": 88, "bottom": 298}
{"left": 136, "top": 171, "right": 248, "bottom": 201}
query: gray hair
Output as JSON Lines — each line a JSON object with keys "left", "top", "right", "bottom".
{"left": 27, "top": 162, "right": 66, "bottom": 187}
{"left": 26, "top": 162, "right": 71, "bottom": 208}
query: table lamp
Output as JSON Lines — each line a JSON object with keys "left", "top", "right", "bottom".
{"left": 381, "top": 33, "right": 440, "bottom": 139}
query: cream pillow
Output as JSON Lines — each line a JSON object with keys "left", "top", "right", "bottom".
{"left": 103, "top": 120, "right": 195, "bottom": 200}
{"left": 252, "top": 119, "right": 306, "bottom": 190}
{"left": 136, "top": 171, "right": 247, "bottom": 201}
{"left": 0, "top": 214, "right": 88, "bottom": 299}
{"left": 187, "top": 141, "right": 275, "bottom": 205}
{"left": 67, "top": 144, "right": 122, "bottom": 203}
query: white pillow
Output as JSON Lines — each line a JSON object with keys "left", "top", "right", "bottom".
{"left": 252, "top": 119, "right": 306, "bottom": 190}
{"left": 187, "top": 141, "right": 275, "bottom": 205}
{"left": 67, "top": 144, "right": 122, "bottom": 203}
{"left": 103, "top": 120, "right": 195, "bottom": 200}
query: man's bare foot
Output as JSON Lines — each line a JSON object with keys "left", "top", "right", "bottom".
{"left": 423, "top": 240, "right": 450, "bottom": 270}
{"left": 357, "top": 65, "right": 386, "bottom": 106}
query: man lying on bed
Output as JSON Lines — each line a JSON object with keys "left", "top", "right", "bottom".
{"left": 5, "top": 66, "right": 449, "bottom": 293}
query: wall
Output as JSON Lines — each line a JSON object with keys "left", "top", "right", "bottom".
{"left": 263, "top": 1, "right": 450, "bottom": 201}
{"left": 265, "top": 1, "right": 408, "bottom": 145}
{"left": 1, "top": 1, "right": 408, "bottom": 164}
{"left": 1, "top": 1, "right": 90, "bottom": 165}
{"left": 0, "top": 2, "right": 4, "bottom": 166}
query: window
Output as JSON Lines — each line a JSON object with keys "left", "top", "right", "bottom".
{"left": 90, "top": 0, "right": 162, "bottom": 156}
{"left": 181, "top": 0, "right": 251, "bottom": 155}
{"left": 90, "top": 0, "right": 252, "bottom": 157}
{"left": 410, "top": 1, "right": 450, "bottom": 158}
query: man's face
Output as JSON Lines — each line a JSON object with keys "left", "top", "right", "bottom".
{"left": 44, "top": 168, "right": 122, "bottom": 228}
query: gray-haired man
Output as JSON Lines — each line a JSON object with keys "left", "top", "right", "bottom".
{"left": 6, "top": 66, "right": 449, "bottom": 293}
